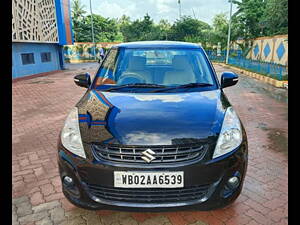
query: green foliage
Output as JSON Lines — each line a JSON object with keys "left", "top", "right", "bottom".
{"left": 262, "top": 0, "right": 288, "bottom": 35}
{"left": 74, "top": 15, "right": 120, "bottom": 42}
{"left": 232, "top": 0, "right": 267, "bottom": 39}
{"left": 211, "top": 13, "right": 229, "bottom": 48}
{"left": 71, "top": 0, "right": 120, "bottom": 42}
{"left": 168, "top": 16, "right": 211, "bottom": 43}
{"left": 119, "top": 15, "right": 213, "bottom": 44}
{"left": 70, "top": 0, "right": 287, "bottom": 45}
{"left": 71, "top": 0, "right": 87, "bottom": 42}
{"left": 120, "top": 14, "right": 163, "bottom": 42}
{"left": 232, "top": 0, "right": 287, "bottom": 39}
{"left": 158, "top": 19, "right": 171, "bottom": 40}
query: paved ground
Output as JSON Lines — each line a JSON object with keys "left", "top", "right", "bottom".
{"left": 12, "top": 63, "right": 288, "bottom": 225}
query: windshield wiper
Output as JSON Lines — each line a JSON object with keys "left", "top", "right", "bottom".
{"left": 104, "top": 83, "right": 167, "bottom": 91}
{"left": 150, "top": 83, "right": 213, "bottom": 93}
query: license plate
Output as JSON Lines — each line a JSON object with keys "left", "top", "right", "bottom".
{"left": 114, "top": 171, "right": 184, "bottom": 188}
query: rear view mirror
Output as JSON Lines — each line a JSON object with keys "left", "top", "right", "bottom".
{"left": 74, "top": 73, "right": 91, "bottom": 88}
{"left": 221, "top": 72, "right": 238, "bottom": 88}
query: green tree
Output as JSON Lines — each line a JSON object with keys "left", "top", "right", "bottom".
{"left": 211, "top": 13, "right": 229, "bottom": 49}
{"left": 137, "top": 14, "right": 158, "bottom": 40}
{"left": 168, "top": 16, "right": 211, "bottom": 43}
{"left": 118, "top": 15, "right": 131, "bottom": 26}
{"left": 91, "top": 15, "right": 119, "bottom": 42}
{"left": 74, "top": 14, "right": 120, "bottom": 42}
{"left": 118, "top": 15, "right": 132, "bottom": 42}
{"left": 71, "top": 0, "right": 86, "bottom": 42}
{"left": 116, "top": 15, "right": 131, "bottom": 41}
{"left": 232, "top": 0, "right": 267, "bottom": 39}
{"left": 262, "top": 0, "right": 288, "bottom": 35}
{"left": 158, "top": 19, "right": 171, "bottom": 40}
{"left": 71, "top": 0, "right": 122, "bottom": 42}
{"left": 120, "top": 14, "right": 161, "bottom": 42}
{"left": 201, "top": 29, "right": 215, "bottom": 49}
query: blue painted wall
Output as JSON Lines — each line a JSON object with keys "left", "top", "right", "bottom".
{"left": 12, "top": 43, "right": 61, "bottom": 79}
{"left": 55, "top": 0, "right": 67, "bottom": 45}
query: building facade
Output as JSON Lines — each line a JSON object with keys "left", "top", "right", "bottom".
{"left": 12, "top": 0, "right": 73, "bottom": 79}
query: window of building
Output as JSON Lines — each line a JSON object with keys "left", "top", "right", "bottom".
{"left": 21, "top": 53, "right": 35, "bottom": 65}
{"left": 41, "top": 52, "right": 51, "bottom": 62}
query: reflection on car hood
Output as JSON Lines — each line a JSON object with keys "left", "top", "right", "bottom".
{"left": 76, "top": 90, "right": 229, "bottom": 145}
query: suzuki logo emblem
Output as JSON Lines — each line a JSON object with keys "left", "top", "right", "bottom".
{"left": 141, "top": 149, "right": 156, "bottom": 163}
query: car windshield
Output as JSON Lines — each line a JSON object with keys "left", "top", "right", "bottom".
{"left": 92, "top": 47, "right": 217, "bottom": 92}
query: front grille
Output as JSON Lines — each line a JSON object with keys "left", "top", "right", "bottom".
{"left": 87, "top": 183, "right": 210, "bottom": 204}
{"left": 91, "top": 144, "right": 208, "bottom": 164}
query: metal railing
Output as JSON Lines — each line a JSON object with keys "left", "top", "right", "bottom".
{"left": 206, "top": 50, "right": 288, "bottom": 81}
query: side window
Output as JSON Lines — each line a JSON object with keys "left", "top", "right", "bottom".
{"left": 94, "top": 48, "right": 119, "bottom": 86}
{"left": 41, "top": 52, "right": 51, "bottom": 62}
{"left": 194, "top": 53, "right": 213, "bottom": 84}
{"left": 101, "top": 49, "right": 118, "bottom": 72}
{"left": 21, "top": 53, "right": 35, "bottom": 65}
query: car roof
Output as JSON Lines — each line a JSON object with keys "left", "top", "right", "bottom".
{"left": 113, "top": 41, "right": 203, "bottom": 49}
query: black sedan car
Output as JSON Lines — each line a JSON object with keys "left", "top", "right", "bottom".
{"left": 58, "top": 41, "right": 248, "bottom": 211}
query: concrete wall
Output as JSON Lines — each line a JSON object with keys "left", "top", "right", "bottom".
{"left": 12, "top": 43, "right": 61, "bottom": 79}
{"left": 12, "top": 0, "right": 58, "bottom": 43}
{"left": 12, "top": 0, "right": 73, "bottom": 45}
{"left": 246, "top": 35, "right": 288, "bottom": 66}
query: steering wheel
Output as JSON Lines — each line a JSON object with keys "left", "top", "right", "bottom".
{"left": 118, "top": 72, "right": 146, "bottom": 85}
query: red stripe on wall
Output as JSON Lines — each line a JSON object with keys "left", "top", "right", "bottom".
{"left": 63, "top": 0, "right": 72, "bottom": 44}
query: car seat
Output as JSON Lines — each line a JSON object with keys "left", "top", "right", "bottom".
{"left": 163, "top": 55, "right": 195, "bottom": 85}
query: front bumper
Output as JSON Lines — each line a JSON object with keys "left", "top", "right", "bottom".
{"left": 57, "top": 141, "right": 248, "bottom": 211}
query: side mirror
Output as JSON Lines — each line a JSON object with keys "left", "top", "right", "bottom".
{"left": 221, "top": 72, "right": 238, "bottom": 88}
{"left": 98, "top": 55, "right": 104, "bottom": 64}
{"left": 74, "top": 73, "right": 91, "bottom": 88}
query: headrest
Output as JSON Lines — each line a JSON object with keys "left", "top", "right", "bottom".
{"left": 172, "top": 55, "right": 192, "bottom": 70}
{"left": 127, "top": 56, "right": 146, "bottom": 70}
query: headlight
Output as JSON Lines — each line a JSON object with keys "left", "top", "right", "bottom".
{"left": 213, "top": 107, "right": 242, "bottom": 159}
{"left": 61, "top": 107, "right": 86, "bottom": 159}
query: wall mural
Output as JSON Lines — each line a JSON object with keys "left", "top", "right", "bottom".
{"left": 64, "top": 42, "right": 121, "bottom": 62}
{"left": 246, "top": 35, "right": 288, "bottom": 66}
